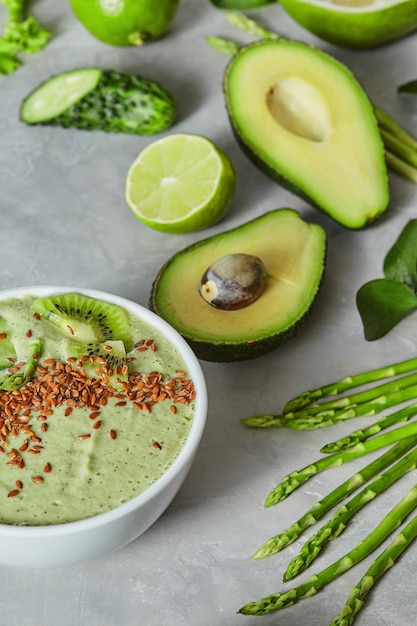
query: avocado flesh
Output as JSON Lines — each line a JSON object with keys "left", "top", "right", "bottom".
{"left": 149, "top": 209, "right": 326, "bottom": 362}
{"left": 224, "top": 39, "right": 389, "bottom": 229}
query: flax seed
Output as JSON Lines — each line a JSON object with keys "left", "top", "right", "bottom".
{"left": 7, "top": 489, "right": 19, "bottom": 497}
{"left": 109, "top": 429, "right": 117, "bottom": 440}
{"left": 31, "top": 476, "right": 43, "bottom": 484}
{"left": 44, "top": 463, "right": 52, "bottom": 473}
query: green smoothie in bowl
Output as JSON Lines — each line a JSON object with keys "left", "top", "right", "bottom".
{"left": 0, "top": 288, "right": 203, "bottom": 531}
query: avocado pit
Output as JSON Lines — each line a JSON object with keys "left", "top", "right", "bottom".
{"left": 266, "top": 77, "right": 330, "bottom": 143}
{"left": 199, "top": 253, "right": 267, "bottom": 311}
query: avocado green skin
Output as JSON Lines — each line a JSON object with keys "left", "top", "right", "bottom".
{"left": 148, "top": 211, "right": 327, "bottom": 363}
{"left": 149, "top": 297, "right": 324, "bottom": 362}
{"left": 223, "top": 41, "right": 389, "bottom": 230}
{"left": 21, "top": 70, "right": 176, "bottom": 135}
{"left": 279, "top": 0, "right": 417, "bottom": 49}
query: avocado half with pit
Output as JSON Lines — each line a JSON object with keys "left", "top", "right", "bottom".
{"left": 149, "top": 209, "right": 326, "bottom": 362}
{"left": 224, "top": 39, "right": 390, "bottom": 229}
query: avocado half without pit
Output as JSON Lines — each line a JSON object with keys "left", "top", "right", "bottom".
{"left": 149, "top": 209, "right": 327, "bottom": 362}
{"left": 224, "top": 39, "right": 390, "bottom": 229}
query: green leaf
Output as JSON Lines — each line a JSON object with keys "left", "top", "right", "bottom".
{"left": 210, "top": 0, "right": 274, "bottom": 8}
{"left": 356, "top": 278, "right": 417, "bottom": 341}
{"left": 0, "top": 52, "right": 20, "bottom": 73}
{"left": 383, "top": 219, "right": 417, "bottom": 290}
{"left": 398, "top": 80, "right": 417, "bottom": 96}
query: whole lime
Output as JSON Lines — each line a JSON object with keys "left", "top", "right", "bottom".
{"left": 69, "top": 0, "right": 180, "bottom": 46}
{"left": 279, "top": 0, "right": 417, "bottom": 49}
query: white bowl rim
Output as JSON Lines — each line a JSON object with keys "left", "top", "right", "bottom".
{"left": 0, "top": 285, "right": 208, "bottom": 538}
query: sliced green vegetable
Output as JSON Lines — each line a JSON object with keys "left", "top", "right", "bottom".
{"left": 20, "top": 68, "right": 176, "bottom": 135}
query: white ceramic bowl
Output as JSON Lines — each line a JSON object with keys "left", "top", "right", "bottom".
{"left": 0, "top": 286, "right": 208, "bottom": 568}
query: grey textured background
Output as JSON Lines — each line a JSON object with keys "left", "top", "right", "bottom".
{"left": 1, "top": 1, "right": 417, "bottom": 625}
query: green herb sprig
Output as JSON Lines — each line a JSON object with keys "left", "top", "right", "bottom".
{"left": 0, "top": 0, "right": 51, "bottom": 75}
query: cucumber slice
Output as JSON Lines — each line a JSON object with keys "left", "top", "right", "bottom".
{"left": 20, "top": 68, "right": 102, "bottom": 124}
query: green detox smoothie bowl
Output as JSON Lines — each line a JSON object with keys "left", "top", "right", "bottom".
{"left": 0, "top": 286, "right": 207, "bottom": 568}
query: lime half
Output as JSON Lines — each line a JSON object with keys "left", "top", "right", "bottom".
{"left": 125, "top": 134, "right": 236, "bottom": 234}
{"left": 280, "top": 0, "right": 417, "bottom": 48}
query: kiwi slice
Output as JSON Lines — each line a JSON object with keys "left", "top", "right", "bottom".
{"left": 67, "top": 339, "right": 129, "bottom": 388}
{"left": 0, "top": 316, "right": 17, "bottom": 370}
{"left": 32, "top": 293, "right": 133, "bottom": 351}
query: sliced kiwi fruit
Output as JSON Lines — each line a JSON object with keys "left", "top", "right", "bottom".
{"left": 0, "top": 315, "right": 17, "bottom": 370}
{"left": 67, "top": 339, "right": 129, "bottom": 388}
{"left": 31, "top": 293, "right": 133, "bottom": 351}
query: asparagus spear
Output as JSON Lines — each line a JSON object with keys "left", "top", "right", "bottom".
{"left": 321, "top": 402, "right": 417, "bottom": 453}
{"left": 380, "top": 128, "right": 417, "bottom": 168}
{"left": 265, "top": 424, "right": 417, "bottom": 507}
{"left": 385, "top": 150, "right": 417, "bottom": 184}
{"left": 374, "top": 105, "right": 417, "bottom": 150}
{"left": 331, "top": 513, "right": 417, "bottom": 626}
{"left": 239, "top": 482, "right": 417, "bottom": 616}
{"left": 252, "top": 436, "right": 417, "bottom": 559}
{"left": 244, "top": 382, "right": 417, "bottom": 431}
{"left": 286, "top": 387, "right": 417, "bottom": 430}
{"left": 242, "top": 366, "right": 417, "bottom": 429}
{"left": 224, "top": 10, "right": 280, "bottom": 39}
{"left": 204, "top": 36, "right": 239, "bottom": 55}
{"left": 284, "top": 356, "right": 417, "bottom": 413}
{"left": 283, "top": 444, "right": 417, "bottom": 581}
